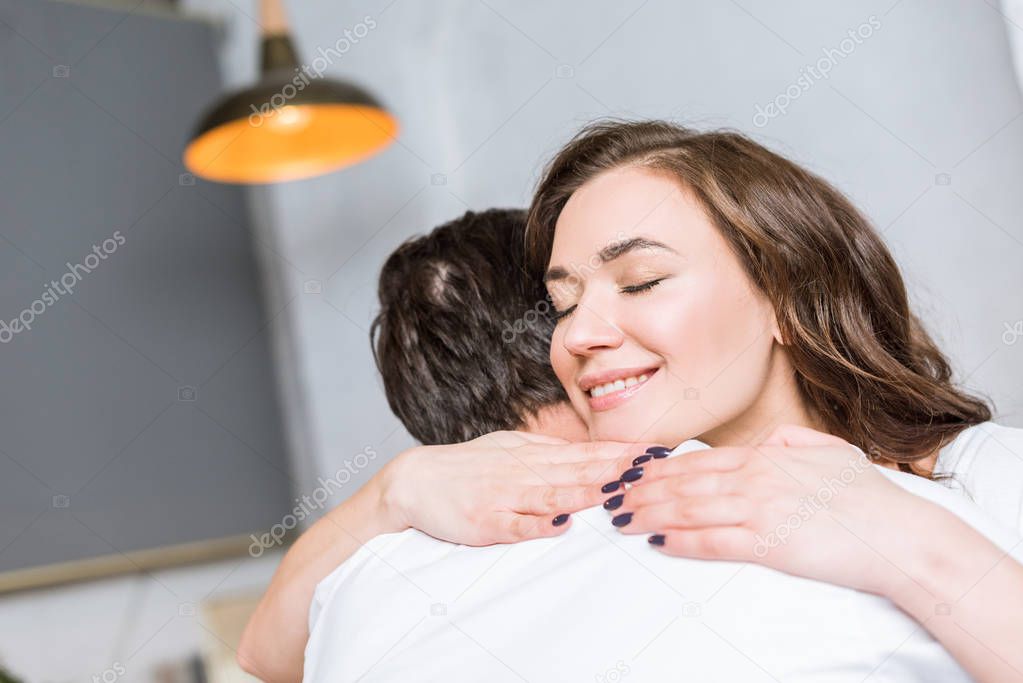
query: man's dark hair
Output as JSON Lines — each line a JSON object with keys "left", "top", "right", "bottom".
{"left": 370, "top": 208, "right": 567, "bottom": 445}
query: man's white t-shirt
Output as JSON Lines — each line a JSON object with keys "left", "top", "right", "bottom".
{"left": 304, "top": 423, "right": 1023, "bottom": 682}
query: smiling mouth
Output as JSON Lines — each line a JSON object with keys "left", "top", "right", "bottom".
{"left": 576, "top": 366, "right": 662, "bottom": 413}
{"left": 587, "top": 371, "right": 653, "bottom": 398}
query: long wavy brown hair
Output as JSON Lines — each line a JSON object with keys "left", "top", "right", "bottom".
{"left": 525, "top": 119, "right": 991, "bottom": 477}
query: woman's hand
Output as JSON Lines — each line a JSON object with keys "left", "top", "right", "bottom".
{"left": 601, "top": 424, "right": 933, "bottom": 596}
{"left": 605, "top": 424, "right": 1023, "bottom": 682}
{"left": 381, "top": 431, "right": 657, "bottom": 546}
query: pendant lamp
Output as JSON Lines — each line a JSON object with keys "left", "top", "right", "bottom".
{"left": 183, "top": 0, "right": 397, "bottom": 184}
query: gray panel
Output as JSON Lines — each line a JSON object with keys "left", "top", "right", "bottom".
{"left": 0, "top": 0, "right": 293, "bottom": 576}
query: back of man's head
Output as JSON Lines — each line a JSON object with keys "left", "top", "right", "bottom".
{"left": 371, "top": 209, "right": 568, "bottom": 445}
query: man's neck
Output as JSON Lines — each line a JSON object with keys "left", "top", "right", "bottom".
{"left": 522, "top": 402, "right": 589, "bottom": 442}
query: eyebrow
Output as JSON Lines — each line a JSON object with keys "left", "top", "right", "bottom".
{"left": 543, "top": 237, "right": 678, "bottom": 282}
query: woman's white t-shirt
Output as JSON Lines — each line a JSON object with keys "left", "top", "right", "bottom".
{"left": 933, "top": 421, "right": 1023, "bottom": 535}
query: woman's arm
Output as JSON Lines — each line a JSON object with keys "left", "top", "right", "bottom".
{"left": 882, "top": 506, "right": 1023, "bottom": 682}
{"left": 237, "top": 432, "right": 650, "bottom": 683}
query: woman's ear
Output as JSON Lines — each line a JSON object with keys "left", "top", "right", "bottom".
{"left": 769, "top": 312, "right": 786, "bottom": 346}
{"left": 755, "top": 290, "right": 786, "bottom": 345}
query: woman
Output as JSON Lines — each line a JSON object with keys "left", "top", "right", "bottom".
{"left": 525, "top": 119, "right": 1023, "bottom": 682}
{"left": 240, "top": 120, "right": 1023, "bottom": 683}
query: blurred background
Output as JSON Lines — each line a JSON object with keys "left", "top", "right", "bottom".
{"left": 1, "top": 0, "right": 1022, "bottom": 680}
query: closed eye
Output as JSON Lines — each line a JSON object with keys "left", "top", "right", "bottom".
{"left": 551, "top": 279, "right": 665, "bottom": 322}
{"left": 620, "top": 278, "right": 664, "bottom": 295}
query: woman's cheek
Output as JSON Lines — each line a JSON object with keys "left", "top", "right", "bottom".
{"left": 640, "top": 294, "right": 688, "bottom": 341}
{"left": 627, "top": 288, "right": 699, "bottom": 364}
{"left": 549, "top": 324, "right": 586, "bottom": 408}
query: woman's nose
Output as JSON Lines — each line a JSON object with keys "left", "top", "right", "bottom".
{"left": 560, "top": 302, "right": 625, "bottom": 356}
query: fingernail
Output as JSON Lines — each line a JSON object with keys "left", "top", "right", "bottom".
{"left": 601, "top": 480, "right": 621, "bottom": 494}
{"left": 648, "top": 534, "right": 665, "bottom": 546}
{"left": 612, "top": 512, "right": 633, "bottom": 527}
{"left": 621, "top": 466, "right": 644, "bottom": 482}
{"left": 646, "top": 446, "right": 671, "bottom": 458}
{"left": 603, "top": 494, "right": 624, "bottom": 511}
{"left": 632, "top": 454, "right": 653, "bottom": 466}
{"left": 552, "top": 513, "right": 569, "bottom": 526}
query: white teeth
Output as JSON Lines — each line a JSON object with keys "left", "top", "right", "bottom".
{"left": 587, "top": 373, "right": 651, "bottom": 398}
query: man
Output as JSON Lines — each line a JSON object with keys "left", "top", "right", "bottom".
{"left": 242, "top": 209, "right": 1018, "bottom": 682}
{"left": 239, "top": 208, "right": 601, "bottom": 682}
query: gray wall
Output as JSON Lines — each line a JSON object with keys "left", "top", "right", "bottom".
{"left": 185, "top": 0, "right": 1023, "bottom": 523}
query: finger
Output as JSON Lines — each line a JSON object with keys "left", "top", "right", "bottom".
{"left": 759, "top": 423, "right": 847, "bottom": 448}
{"left": 611, "top": 495, "right": 753, "bottom": 534}
{"left": 537, "top": 458, "right": 641, "bottom": 487}
{"left": 490, "top": 511, "right": 572, "bottom": 543}
{"left": 514, "top": 484, "right": 605, "bottom": 515}
{"left": 511, "top": 444, "right": 674, "bottom": 490}
{"left": 648, "top": 527, "right": 755, "bottom": 562}
{"left": 480, "top": 429, "right": 576, "bottom": 449}
{"left": 509, "top": 431, "right": 570, "bottom": 445}
{"left": 607, "top": 447, "right": 751, "bottom": 487}
{"left": 478, "top": 430, "right": 539, "bottom": 449}
{"left": 538, "top": 441, "right": 664, "bottom": 465}
{"left": 603, "top": 472, "right": 735, "bottom": 512}
{"left": 499, "top": 444, "right": 654, "bottom": 484}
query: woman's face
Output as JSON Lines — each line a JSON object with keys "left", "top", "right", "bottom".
{"left": 546, "top": 165, "right": 800, "bottom": 447}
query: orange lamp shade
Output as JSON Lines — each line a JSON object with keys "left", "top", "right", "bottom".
{"left": 184, "top": 69, "right": 397, "bottom": 184}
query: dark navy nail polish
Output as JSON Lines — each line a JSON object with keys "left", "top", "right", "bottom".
{"left": 601, "top": 480, "right": 621, "bottom": 494}
{"left": 552, "top": 513, "right": 569, "bottom": 526}
{"left": 621, "top": 466, "right": 644, "bottom": 482}
{"left": 603, "top": 494, "right": 624, "bottom": 511}
{"left": 648, "top": 534, "right": 665, "bottom": 546}
{"left": 646, "top": 446, "right": 672, "bottom": 458}
{"left": 632, "top": 454, "right": 653, "bottom": 466}
{"left": 612, "top": 512, "right": 633, "bottom": 527}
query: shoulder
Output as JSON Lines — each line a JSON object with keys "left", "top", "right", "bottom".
{"left": 933, "top": 422, "right": 1023, "bottom": 535}
{"left": 309, "top": 528, "right": 429, "bottom": 631}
